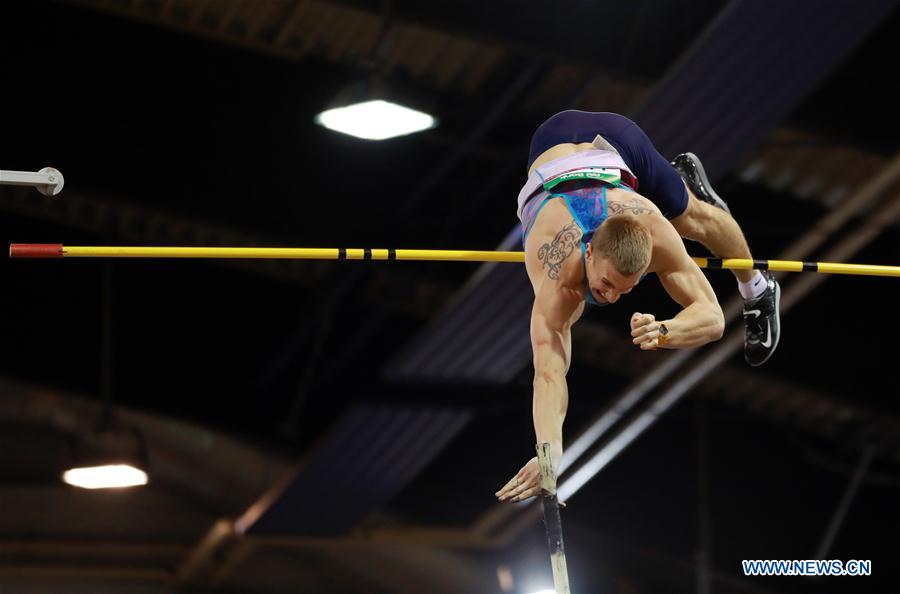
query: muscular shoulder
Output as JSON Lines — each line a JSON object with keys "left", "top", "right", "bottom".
{"left": 524, "top": 208, "right": 586, "bottom": 326}
{"left": 532, "top": 221, "right": 582, "bottom": 280}
{"left": 524, "top": 202, "right": 585, "bottom": 288}
{"left": 606, "top": 190, "right": 663, "bottom": 218}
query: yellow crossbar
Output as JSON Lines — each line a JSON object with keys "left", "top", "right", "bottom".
{"left": 8, "top": 244, "right": 900, "bottom": 278}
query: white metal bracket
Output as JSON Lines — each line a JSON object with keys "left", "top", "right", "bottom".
{"left": 0, "top": 167, "right": 65, "bottom": 196}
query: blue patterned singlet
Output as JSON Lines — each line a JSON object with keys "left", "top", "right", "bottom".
{"left": 521, "top": 180, "right": 638, "bottom": 306}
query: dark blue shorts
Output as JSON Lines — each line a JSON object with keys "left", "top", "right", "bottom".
{"left": 527, "top": 111, "right": 689, "bottom": 219}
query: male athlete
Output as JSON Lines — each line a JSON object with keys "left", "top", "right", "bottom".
{"left": 495, "top": 111, "right": 781, "bottom": 503}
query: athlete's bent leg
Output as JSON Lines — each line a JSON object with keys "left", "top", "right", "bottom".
{"left": 670, "top": 189, "right": 755, "bottom": 284}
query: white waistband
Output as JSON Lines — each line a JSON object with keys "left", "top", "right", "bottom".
{"left": 517, "top": 150, "right": 634, "bottom": 221}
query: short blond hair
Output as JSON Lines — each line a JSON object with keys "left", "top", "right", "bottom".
{"left": 591, "top": 216, "right": 652, "bottom": 276}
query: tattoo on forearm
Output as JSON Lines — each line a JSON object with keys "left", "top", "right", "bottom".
{"left": 608, "top": 198, "right": 655, "bottom": 216}
{"left": 538, "top": 221, "right": 580, "bottom": 280}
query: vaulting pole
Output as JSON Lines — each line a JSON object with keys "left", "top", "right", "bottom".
{"left": 9, "top": 244, "right": 900, "bottom": 278}
{"left": 537, "top": 442, "right": 570, "bottom": 594}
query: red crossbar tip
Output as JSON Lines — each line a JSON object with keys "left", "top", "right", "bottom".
{"left": 9, "top": 244, "right": 64, "bottom": 258}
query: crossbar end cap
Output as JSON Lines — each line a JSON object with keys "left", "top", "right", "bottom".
{"left": 36, "top": 167, "right": 64, "bottom": 196}
{"left": 9, "top": 244, "right": 64, "bottom": 258}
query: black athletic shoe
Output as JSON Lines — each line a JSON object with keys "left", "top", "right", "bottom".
{"left": 742, "top": 273, "right": 781, "bottom": 367}
{"left": 671, "top": 152, "right": 731, "bottom": 214}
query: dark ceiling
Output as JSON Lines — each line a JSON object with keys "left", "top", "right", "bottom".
{"left": 1, "top": 1, "right": 898, "bottom": 593}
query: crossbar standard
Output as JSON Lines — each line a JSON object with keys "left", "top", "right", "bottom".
{"left": 8, "top": 244, "right": 900, "bottom": 278}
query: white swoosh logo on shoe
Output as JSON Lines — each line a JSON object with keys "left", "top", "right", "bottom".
{"left": 761, "top": 321, "right": 772, "bottom": 348}
{"left": 745, "top": 309, "right": 761, "bottom": 319}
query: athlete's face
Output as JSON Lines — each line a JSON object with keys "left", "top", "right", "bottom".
{"left": 584, "top": 253, "right": 643, "bottom": 304}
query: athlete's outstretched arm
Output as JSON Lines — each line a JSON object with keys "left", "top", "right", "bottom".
{"left": 496, "top": 280, "right": 581, "bottom": 502}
